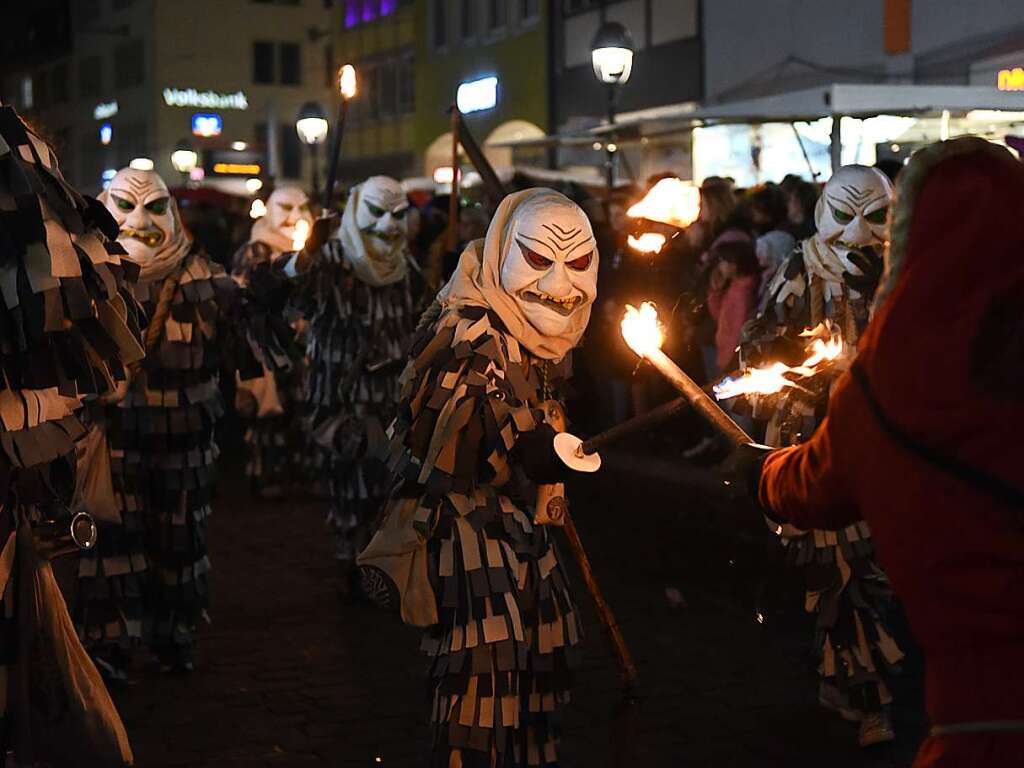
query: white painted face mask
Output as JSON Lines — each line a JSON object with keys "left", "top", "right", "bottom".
{"left": 439, "top": 188, "right": 599, "bottom": 361}
{"left": 337, "top": 175, "right": 410, "bottom": 286}
{"left": 499, "top": 198, "right": 598, "bottom": 340}
{"left": 252, "top": 186, "right": 313, "bottom": 254}
{"left": 100, "top": 168, "right": 191, "bottom": 281}
{"left": 815, "top": 165, "right": 893, "bottom": 256}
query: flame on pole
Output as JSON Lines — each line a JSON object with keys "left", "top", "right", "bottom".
{"left": 625, "top": 178, "right": 701, "bottom": 255}
{"left": 291, "top": 218, "right": 310, "bottom": 252}
{"left": 713, "top": 322, "right": 845, "bottom": 400}
{"left": 620, "top": 303, "right": 752, "bottom": 446}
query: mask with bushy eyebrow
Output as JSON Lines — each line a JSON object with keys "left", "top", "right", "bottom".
{"left": 355, "top": 175, "right": 409, "bottom": 248}
{"left": 815, "top": 165, "right": 893, "bottom": 255}
{"left": 499, "top": 199, "right": 598, "bottom": 338}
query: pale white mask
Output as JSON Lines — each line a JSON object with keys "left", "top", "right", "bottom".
{"left": 815, "top": 165, "right": 893, "bottom": 256}
{"left": 337, "top": 175, "right": 410, "bottom": 286}
{"left": 252, "top": 186, "right": 312, "bottom": 254}
{"left": 499, "top": 198, "right": 598, "bottom": 339}
{"left": 101, "top": 168, "right": 191, "bottom": 281}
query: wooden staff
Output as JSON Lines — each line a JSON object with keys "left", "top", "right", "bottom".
{"left": 446, "top": 104, "right": 460, "bottom": 253}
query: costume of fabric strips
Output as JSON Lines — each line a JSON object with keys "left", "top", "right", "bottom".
{"left": 385, "top": 307, "right": 582, "bottom": 767}
{"left": 0, "top": 105, "right": 139, "bottom": 766}
{"left": 291, "top": 236, "right": 414, "bottom": 564}
{"left": 232, "top": 239, "right": 309, "bottom": 496}
{"left": 76, "top": 167, "right": 284, "bottom": 672}
{"left": 739, "top": 236, "right": 904, "bottom": 720}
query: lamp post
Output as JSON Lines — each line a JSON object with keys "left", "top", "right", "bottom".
{"left": 323, "top": 63, "right": 357, "bottom": 211}
{"left": 169, "top": 139, "right": 198, "bottom": 184}
{"left": 295, "top": 101, "right": 328, "bottom": 200}
{"left": 591, "top": 20, "right": 634, "bottom": 189}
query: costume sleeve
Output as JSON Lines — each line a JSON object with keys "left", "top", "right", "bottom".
{"left": 388, "top": 307, "right": 547, "bottom": 503}
{"left": 758, "top": 372, "right": 862, "bottom": 530}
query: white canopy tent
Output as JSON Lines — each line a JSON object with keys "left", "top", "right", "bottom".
{"left": 493, "top": 83, "right": 1024, "bottom": 176}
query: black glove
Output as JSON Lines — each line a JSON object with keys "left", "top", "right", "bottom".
{"left": 305, "top": 213, "right": 339, "bottom": 254}
{"left": 842, "top": 246, "right": 883, "bottom": 302}
{"left": 719, "top": 442, "right": 775, "bottom": 509}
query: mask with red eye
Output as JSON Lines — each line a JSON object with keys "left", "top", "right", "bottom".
{"left": 500, "top": 201, "right": 599, "bottom": 339}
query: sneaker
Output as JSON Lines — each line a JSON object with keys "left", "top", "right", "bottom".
{"left": 858, "top": 711, "right": 896, "bottom": 748}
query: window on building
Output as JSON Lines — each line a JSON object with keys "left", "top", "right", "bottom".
{"left": 253, "top": 41, "right": 275, "bottom": 83}
{"left": 77, "top": 0, "right": 101, "bottom": 23}
{"left": 112, "top": 0, "right": 134, "bottom": 9}
{"left": 20, "top": 76, "right": 33, "bottom": 110}
{"left": 432, "top": 0, "right": 447, "bottom": 49}
{"left": 280, "top": 121, "right": 302, "bottom": 179}
{"left": 520, "top": 0, "right": 538, "bottom": 21}
{"left": 487, "top": 0, "right": 506, "bottom": 31}
{"left": 378, "top": 60, "right": 396, "bottom": 118}
{"left": 324, "top": 44, "right": 335, "bottom": 88}
{"left": 51, "top": 63, "right": 69, "bottom": 104}
{"left": 460, "top": 0, "right": 474, "bottom": 39}
{"left": 398, "top": 54, "right": 414, "bottom": 114}
{"left": 79, "top": 55, "right": 102, "bottom": 99}
{"left": 113, "top": 39, "right": 145, "bottom": 88}
{"left": 279, "top": 42, "right": 301, "bottom": 85}
{"left": 365, "top": 65, "right": 380, "bottom": 120}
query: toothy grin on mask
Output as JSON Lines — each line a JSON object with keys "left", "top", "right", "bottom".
{"left": 361, "top": 226, "right": 403, "bottom": 244}
{"left": 520, "top": 289, "right": 583, "bottom": 316}
{"left": 120, "top": 227, "right": 165, "bottom": 247}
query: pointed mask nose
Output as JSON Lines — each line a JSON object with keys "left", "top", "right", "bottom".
{"left": 843, "top": 216, "right": 873, "bottom": 247}
{"left": 538, "top": 261, "right": 572, "bottom": 297}
{"left": 125, "top": 203, "right": 152, "bottom": 231}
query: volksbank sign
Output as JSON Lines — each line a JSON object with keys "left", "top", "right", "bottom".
{"left": 163, "top": 88, "right": 249, "bottom": 110}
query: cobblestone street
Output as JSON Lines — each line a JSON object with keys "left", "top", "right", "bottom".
{"left": 114, "top": 434, "right": 928, "bottom": 768}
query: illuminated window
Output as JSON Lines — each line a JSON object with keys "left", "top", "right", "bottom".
{"left": 20, "top": 76, "right": 33, "bottom": 110}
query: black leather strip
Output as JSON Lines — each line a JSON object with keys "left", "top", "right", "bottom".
{"left": 851, "top": 360, "right": 1024, "bottom": 510}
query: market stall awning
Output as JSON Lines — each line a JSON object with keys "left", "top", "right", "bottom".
{"left": 491, "top": 83, "right": 1024, "bottom": 149}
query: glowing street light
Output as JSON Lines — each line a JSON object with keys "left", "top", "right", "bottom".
{"left": 170, "top": 139, "right": 199, "bottom": 175}
{"left": 591, "top": 21, "right": 635, "bottom": 189}
{"left": 296, "top": 101, "right": 328, "bottom": 200}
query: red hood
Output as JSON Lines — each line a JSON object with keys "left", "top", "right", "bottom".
{"left": 857, "top": 138, "right": 1024, "bottom": 501}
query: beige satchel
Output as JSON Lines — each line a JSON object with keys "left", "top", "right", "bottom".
{"left": 357, "top": 496, "right": 439, "bottom": 628}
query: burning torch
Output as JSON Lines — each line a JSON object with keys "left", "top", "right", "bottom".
{"left": 624, "top": 178, "right": 702, "bottom": 256}
{"left": 322, "top": 64, "right": 357, "bottom": 212}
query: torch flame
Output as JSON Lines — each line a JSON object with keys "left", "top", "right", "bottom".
{"left": 627, "top": 178, "right": 701, "bottom": 229}
{"left": 626, "top": 232, "right": 667, "bottom": 254}
{"left": 339, "top": 64, "right": 357, "bottom": 99}
{"left": 292, "top": 219, "right": 310, "bottom": 251}
{"left": 621, "top": 302, "right": 664, "bottom": 358}
{"left": 713, "top": 322, "right": 845, "bottom": 400}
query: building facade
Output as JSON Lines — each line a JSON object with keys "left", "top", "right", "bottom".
{"left": 3, "top": 0, "right": 337, "bottom": 195}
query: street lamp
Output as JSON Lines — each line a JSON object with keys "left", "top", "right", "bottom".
{"left": 170, "top": 139, "right": 198, "bottom": 183}
{"left": 295, "top": 101, "right": 329, "bottom": 200}
{"left": 323, "top": 63, "right": 357, "bottom": 209}
{"left": 591, "top": 20, "right": 634, "bottom": 188}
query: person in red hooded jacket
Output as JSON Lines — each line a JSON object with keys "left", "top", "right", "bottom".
{"left": 737, "top": 137, "right": 1024, "bottom": 767}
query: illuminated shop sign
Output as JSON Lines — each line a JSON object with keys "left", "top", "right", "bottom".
{"left": 998, "top": 68, "right": 1024, "bottom": 91}
{"left": 191, "top": 113, "right": 224, "bottom": 137}
{"left": 94, "top": 101, "right": 118, "bottom": 120}
{"left": 456, "top": 76, "right": 498, "bottom": 114}
{"left": 213, "top": 162, "right": 261, "bottom": 175}
{"left": 164, "top": 88, "right": 249, "bottom": 110}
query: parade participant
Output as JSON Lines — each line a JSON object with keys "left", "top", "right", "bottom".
{"left": 81, "top": 167, "right": 277, "bottom": 673}
{"left": 292, "top": 175, "right": 415, "bottom": 594}
{"left": 231, "top": 186, "right": 313, "bottom": 497}
{"left": 0, "top": 104, "right": 136, "bottom": 765}
{"left": 360, "top": 188, "right": 596, "bottom": 766}
{"left": 739, "top": 137, "right": 1024, "bottom": 767}
{"left": 739, "top": 164, "right": 903, "bottom": 747}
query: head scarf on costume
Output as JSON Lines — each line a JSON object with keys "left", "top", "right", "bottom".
{"left": 251, "top": 186, "right": 313, "bottom": 255}
{"left": 440, "top": 188, "right": 599, "bottom": 361}
{"left": 99, "top": 167, "right": 191, "bottom": 281}
{"left": 337, "top": 175, "right": 410, "bottom": 287}
{"left": 856, "top": 137, "right": 1024, "bottom": 493}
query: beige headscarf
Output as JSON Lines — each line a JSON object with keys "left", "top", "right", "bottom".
{"left": 439, "top": 188, "right": 594, "bottom": 362}
{"left": 338, "top": 182, "right": 409, "bottom": 287}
